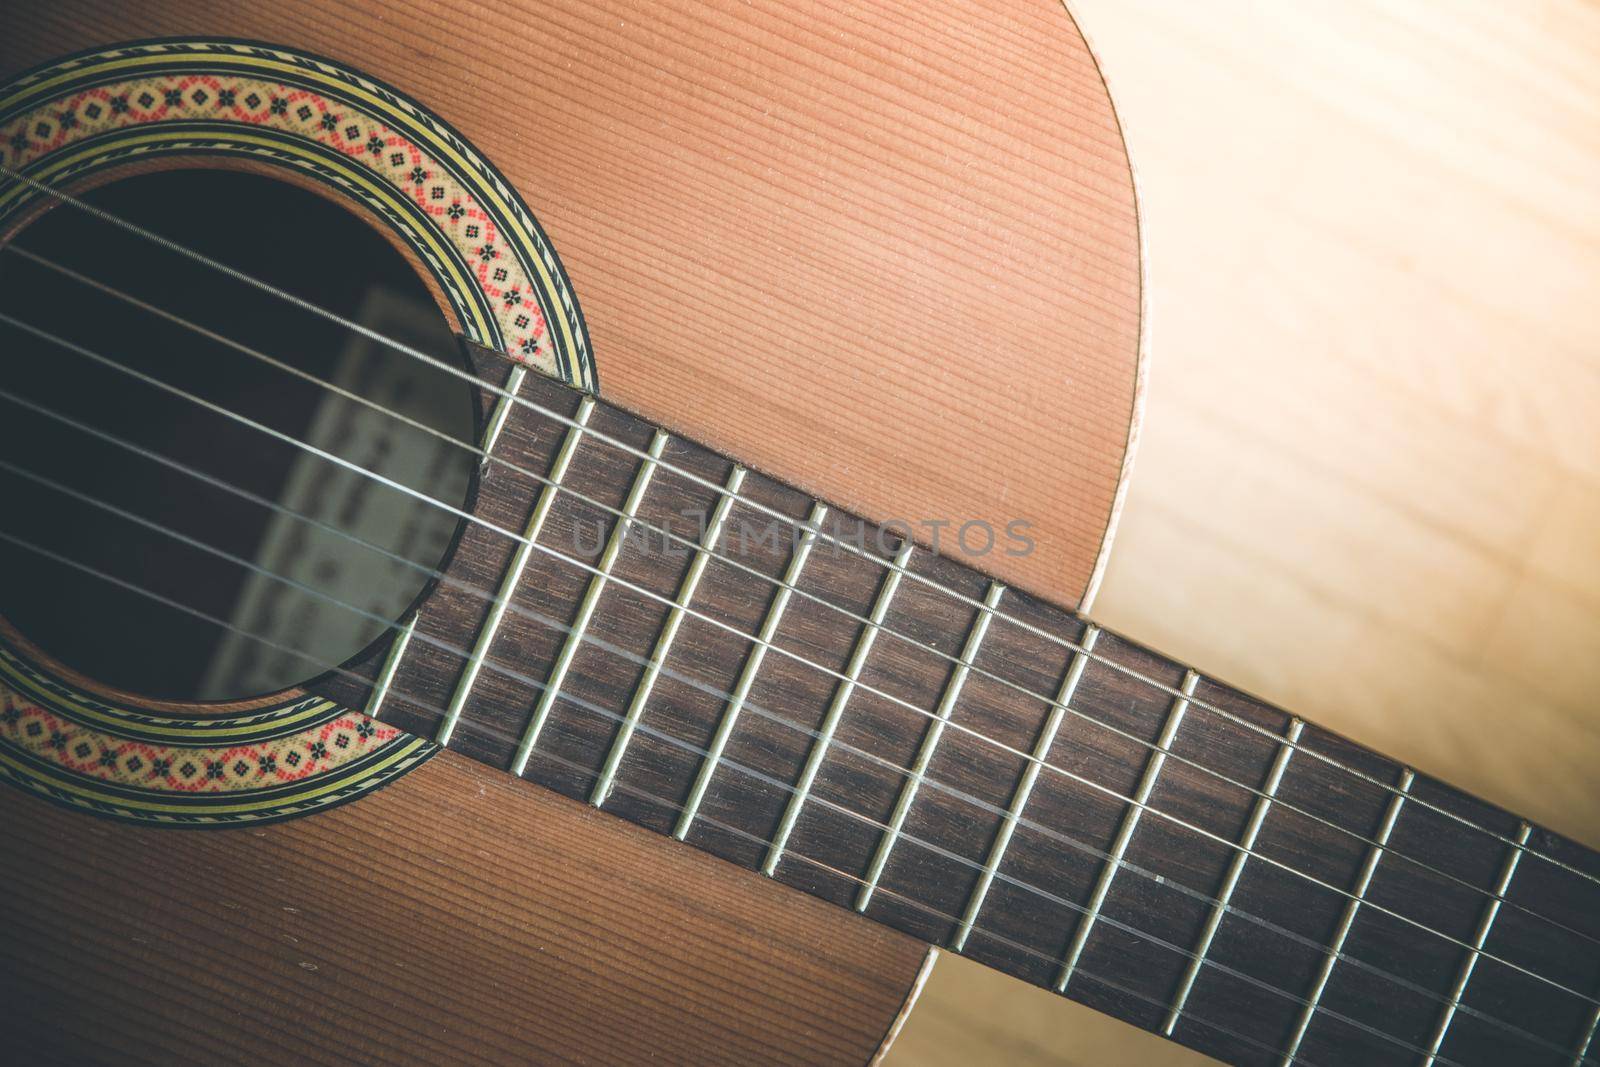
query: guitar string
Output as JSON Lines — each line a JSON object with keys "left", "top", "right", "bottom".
{"left": 0, "top": 530, "right": 1552, "bottom": 1067}
{"left": 0, "top": 419, "right": 1592, "bottom": 1060}
{"left": 3, "top": 252, "right": 1587, "bottom": 959}
{"left": 4, "top": 323, "right": 1595, "bottom": 1029}
{"left": 12, "top": 244, "right": 1591, "bottom": 958}
{"left": 2, "top": 166, "right": 1583, "bottom": 898}
{"left": 1, "top": 314, "right": 1595, "bottom": 1024}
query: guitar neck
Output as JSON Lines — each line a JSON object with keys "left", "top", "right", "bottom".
{"left": 321, "top": 345, "right": 1600, "bottom": 1067}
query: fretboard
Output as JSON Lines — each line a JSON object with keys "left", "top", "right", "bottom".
{"left": 315, "top": 346, "right": 1600, "bottom": 1067}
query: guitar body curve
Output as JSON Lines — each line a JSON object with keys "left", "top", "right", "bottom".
{"left": 0, "top": 1, "right": 1141, "bottom": 1062}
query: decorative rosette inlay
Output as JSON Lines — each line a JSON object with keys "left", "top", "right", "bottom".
{"left": 0, "top": 641, "right": 433, "bottom": 826}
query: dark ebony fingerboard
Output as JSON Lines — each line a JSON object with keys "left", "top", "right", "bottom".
{"left": 312, "top": 346, "right": 1600, "bottom": 1067}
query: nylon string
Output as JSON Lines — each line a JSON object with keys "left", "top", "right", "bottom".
{"left": 0, "top": 165, "right": 1577, "bottom": 895}
{"left": 0, "top": 316, "right": 1590, "bottom": 1021}
{"left": 0, "top": 394, "right": 1592, "bottom": 1065}
{"left": 7, "top": 242, "right": 1590, "bottom": 958}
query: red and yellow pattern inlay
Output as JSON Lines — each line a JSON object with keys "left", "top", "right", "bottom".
{"left": 0, "top": 638, "right": 435, "bottom": 826}
{"left": 1, "top": 687, "right": 399, "bottom": 796}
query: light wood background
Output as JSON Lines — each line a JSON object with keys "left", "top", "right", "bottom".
{"left": 888, "top": 1, "right": 1600, "bottom": 1063}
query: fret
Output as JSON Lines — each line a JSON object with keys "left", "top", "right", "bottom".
{"left": 589, "top": 463, "right": 747, "bottom": 808}
{"left": 855, "top": 580, "right": 1006, "bottom": 914}
{"left": 510, "top": 428, "right": 669, "bottom": 776}
{"left": 363, "top": 359, "right": 525, "bottom": 725}
{"left": 673, "top": 499, "right": 830, "bottom": 840}
{"left": 434, "top": 395, "right": 594, "bottom": 747}
{"left": 1279, "top": 768, "right": 1415, "bottom": 1066}
{"left": 1164, "top": 716, "right": 1304, "bottom": 1035}
{"left": 948, "top": 624, "right": 1101, "bottom": 953}
{"left": 478, "top": 363, "right": 527, "bottom": 462}
{"left": 363, "top": 613, "right": 416, "bottom": 720}
{"left": 1056, "top": 669, "right": 1199, "bottom": 992}
{"left": 1432, "top": 848, "right": 1600, "bottom": 1067}
{"left": 763, "top": 539, "right": 915, "bottom": 877}
{"left": 1574, "top": 1002, "right": 1600, "bottom": 1067}
{"left": 1421, "top": 821, "right": 1534, "bottom": 1066}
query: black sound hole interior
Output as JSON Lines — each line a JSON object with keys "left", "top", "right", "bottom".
{"left": 0, "top": 168, "right": 478, "bottom": 702}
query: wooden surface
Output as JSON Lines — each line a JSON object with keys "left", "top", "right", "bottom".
{"left": 891, "top": 1, "right": 1600, "bottom": 1064}
{"left": 0, "top": 750, "right": 930, "bottom": 1064}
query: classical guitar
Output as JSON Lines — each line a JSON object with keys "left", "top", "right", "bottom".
{"left": 1, "top": 4, "right": 1596, "bottom": 1066}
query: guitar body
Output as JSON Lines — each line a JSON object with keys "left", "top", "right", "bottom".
{"left": 0, "top": 2, "right": 1141, "bottom": 1063}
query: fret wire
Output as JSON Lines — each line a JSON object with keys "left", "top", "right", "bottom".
{"left": 674, "top": 501, "right": 830, "bottom": 840}
{"left": 1165, "top": 718, "right": 1304, "bottom": 1036}
{"left": 855, "top": 581, "right": 1005, "bottom": 913}
{"left": 3, "top": 528, "right": 1572, "bottom": 1067}
{"left": 363, "top": 613, "right": 417, "bottom": 721}
{"left": 590, "top": 464, "right": 747, "bottom": 807}
{"left": 374, "top": 361, "right": 526, "bottom": 724}
{"left": 511, "top": 429, "right": 667, "bottom": 775}
{"left": 1281, "top": 768, "right": 1415, "bottom": 1066}
{"left": 2, "top": 192, "right": 1566, "bottom": 894}
{"left": 1058, "top": 670, "right": 1198, "bottom": 992}
{"left": 3, "top": 391, "right": 1590, "bottom": 1026}
{"left": 478, "top": 364, "right": 527, "bottom": 462}
{"left": 10, "top": 248, "right": 1594, "bottom": 934}
{"left": 950, "top": 624, "right": 1101, "bottom": 952}
{"left": 1422, "top": 821, "right": 1534, "bottom": 1066}
{"left": 1574, "top": 1000, "right": 1600, "bottom": 1067}
{"left": 764, "top": 539, "right": 914, "bottom": 877}
{"left": 436, "top": 396, "right": 594, "bottom": 747}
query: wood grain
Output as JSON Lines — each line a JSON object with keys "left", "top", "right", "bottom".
{"left": 892, "top": 2, "right": 1600, "bottom": 1064}
{"left": 0, "top": 750, "right": 930, "bottom": 1065}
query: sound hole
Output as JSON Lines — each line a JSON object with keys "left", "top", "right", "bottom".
{"left": 0, "top": 169, "right": 477, "bottom": 703}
